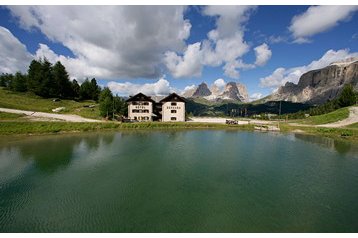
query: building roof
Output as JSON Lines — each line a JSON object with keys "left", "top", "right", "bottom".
{"left": 159, "top": 93, "right": 186, "bottom": 103}
{"left": 126, "top": 92, "right": 155, "bottom": 103}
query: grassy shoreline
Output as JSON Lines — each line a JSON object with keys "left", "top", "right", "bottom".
{"left": 0, "top": 120, "right": 357, "bottom": 143}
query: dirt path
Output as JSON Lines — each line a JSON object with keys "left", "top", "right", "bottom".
{"left": 0, "top": 108, "right": 102, "bottom": 123}
{"left": 317, "top": 106, "right": 358, "bottom": 128}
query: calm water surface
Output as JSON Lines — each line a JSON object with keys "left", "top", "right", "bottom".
{"left": 0, "top": 130, "right": 357, "bottom": 232}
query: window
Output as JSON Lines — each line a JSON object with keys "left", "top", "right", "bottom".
{"left": 132, "top": 109, "right": 139, "bottom": 113}
{"left": 143, "top": 102, "right": 149, "bottom": 105}
{"left": 171, "top": 102, "right": 177, "bottom": 106}
{"left": 143, "top": 110, "right": 149, "bottom": 113}
{"left": 171, "top": 117, "right": 176, "bottom": 121}
{"left": 171, "top": 110, "right": 177, "bottom": 113}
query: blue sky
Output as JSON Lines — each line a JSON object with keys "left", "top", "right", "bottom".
{"left": 0, "top": 5, "right": 357, "bottom": 100}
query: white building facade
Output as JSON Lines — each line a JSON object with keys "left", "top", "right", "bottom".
{"left": 160, "top": 93, "right": 186, "bottom": 122}
{"left": 126, "top": 92, "right": 186, "bottom": 122}
{"left": 126, "top": 93, "right": 155, "bottom": 121}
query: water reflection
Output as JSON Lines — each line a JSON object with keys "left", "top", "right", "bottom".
{"left": 294, "top": 133, "right": 357, "bottom": 157}
{"left": 0, "top": 133, "right": 116, "bottom": 178}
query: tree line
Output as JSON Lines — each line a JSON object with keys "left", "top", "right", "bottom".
{"left": 0, "top": 58, "right": 127, "bottom": 119}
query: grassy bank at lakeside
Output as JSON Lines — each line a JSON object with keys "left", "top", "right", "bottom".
{"left": 0, "top": 119, "right": 357, "bottom": 142}
{"left": 0, "top": 121, "right": 256, "bottom": 135}
{"left": 279, "top": 123, "right": 358, "bottom": 142}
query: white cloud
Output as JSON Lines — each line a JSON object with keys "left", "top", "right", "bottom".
{"left": 164, "top": 6, "right": 262, "bottom": 79}
{"left": 107, "top": 78, "right": 175, "bottom": 96}
{"left": 260, "top": 49, "right": 358, "bottom": 89}
{"left": 7, "top": 6, "right": 191, "bottom": 79}
{"left": 183, "top": 84, "right": 196, "bottom": 92}
{"left": 254, "top": 43, "right": 272, "bottom": 66}
{"left": 35, "top": 43, "right": 112, "bottom": 81}
{"left": 289, "top": 6, "right": 358, "bottom": 43}
{"left": 250, "top": 93, "right": 263, "bottom": 101}
{"left": 213, "top": 78, "right": 226, "bottom": 90}
{"left": 164, "top": 42, "right": 202, "bottom": 78}
{"left": 0, "top": 26, "right": 33, "bottom": 74}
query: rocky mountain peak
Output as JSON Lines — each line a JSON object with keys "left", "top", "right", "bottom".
{"left": 269, "top": 60, "right": 358, "bottom": 104}
{"left": 183, "top": 81, "right": 249, "bottom": 102}
{"left": 192, "top": 82, "right": 212, "bottom": 97}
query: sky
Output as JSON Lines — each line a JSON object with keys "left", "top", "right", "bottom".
{"left": 0, "top": 5, "right": 357, "bottom": 101}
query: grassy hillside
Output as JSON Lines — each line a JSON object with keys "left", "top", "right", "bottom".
{"left": 0, "top": 88, "right": 100, "bottom": 119}
{"left": 297, "top": 107, "right": 350, "bottom": 125}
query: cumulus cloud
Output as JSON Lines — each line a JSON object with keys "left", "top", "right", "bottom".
{"left": 289, "top": 6, "right": 358, "bottom": 43}
{"left": 164, "top": 42, "right": 202, "bottom": 78}
{"left": 0, "top": 26, "right": 33, "bottom": 74}
{"left": 35, "top": 43, "right": 112, "bottom": 81}
{"left": 213, "top": 78, "right": 226, "bottom": 90}
{"left": 250, "top": 93, "right": 263, "bottom": 101}
{"left": 260, "top": 49, "right": 358, "bottom": 89}
{"left": 7, "top": 6, "right": 191, "bottom": 79}
{"left": 164, "top": 6, "right": 266, "bottom": 79}
{"left": 254, "top": 43, "right": 272, "bottom": 66}
{"left": 107, "top": 78, "right": 176, "bottom": 96}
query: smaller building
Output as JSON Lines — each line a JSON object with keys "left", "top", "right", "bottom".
{"left": 126, "top": 93, "right": 155, "bottom": 121}
{"left": 160, "top": 93, "right": 186, "bottom": 122}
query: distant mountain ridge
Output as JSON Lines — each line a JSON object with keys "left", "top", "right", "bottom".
{"left": 183, "top": 81, "right": 249, "bottom": 102}
{"left": 267, "top": 57, "right": 358, "bottom": 104}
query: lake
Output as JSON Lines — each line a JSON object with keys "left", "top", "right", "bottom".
{"left": 0, "top": 130, "right": 357, "bottom": 232}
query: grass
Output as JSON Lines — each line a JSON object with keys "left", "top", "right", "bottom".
{"left": 0, "top": 112, "right": 24, "bottom": 120}
{"left": 279, "top": 123, "right": 358, "bottom": 142}
{"left": 295, "top": 107, "right": 350, "bottom": 125}
{"left": 0, "top": 88, "right": 101, "bottom": 119}
{"left": 346, "top": 122, "right": 358, "bottom": 129}
{"left": 0, "top": 121, "right": 256, "bottom": 135}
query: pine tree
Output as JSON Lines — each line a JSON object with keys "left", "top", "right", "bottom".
{"left": 71, "top": 79, "right": 80, "bottom": 98}
{"left": 52, "top": 61, "right": 72, "bottom": 98}
{"left": 10, "top": 72, "right": 27, "bottom": 92}
{"left": 27, "top": 59, "right": 42, "bottom": 94}
{"left": 338, "top": 84, "right": 356, "bottom": 107}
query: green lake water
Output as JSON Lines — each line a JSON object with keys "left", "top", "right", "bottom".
{"left": 0, "top": 130, "right": 357, "bottom": 232}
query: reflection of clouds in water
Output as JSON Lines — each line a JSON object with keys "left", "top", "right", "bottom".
{"left": 71, "top": 133, "right": 120, "bottom": 168}
{"left": 0, "top": 147, "right": 33, "bottom": 184}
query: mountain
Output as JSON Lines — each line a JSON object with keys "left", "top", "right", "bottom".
{"left": 192, "top": 82, "right": 212, "bottom": 97}
{"left": 184, "top": 81, "right": 249, "bottom": 102}
{"left": 268, "top": 58, "right": 358, "bottom": 104}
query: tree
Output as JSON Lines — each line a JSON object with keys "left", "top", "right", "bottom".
{"left": 52, "top": 61, "right": 72, "bottom": 98}
{"left": 10, "top": 72, "right": 27, "bottom": 92}
{"left": 338, "top": 84, "right": 356, "bottom": 107}
{"left": 40, "top": 59, "right": 56, "bottom": 97}
{"left": 113, "top": 95, "right": 127, "bottom": 116}
{"left": 99, "top": 87, "right": 114, "bottom": 118}
{"left": 71, "top": 79, "right": 80, "bottom": 98}
{"left": 0, "top": 73, "right": 14, "bottom": 88}
{"left": 79, "top": 79, "right": 92, "bottom": 100}
{"left": 79, "top": 78, "right": 101, "bottom": 101}
{"left": 27, "top": 59, "right": 42, "bottom": 94}
{"left": 90, "top": 78, "right": 101, "bottom": 101}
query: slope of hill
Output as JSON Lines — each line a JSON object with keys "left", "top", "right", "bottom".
{"left": 0, "top": 88, "right": 100, "bottom": 119}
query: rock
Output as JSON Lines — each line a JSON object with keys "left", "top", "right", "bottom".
{"left": 184, "top": 81, "right": 249, "bottom": 102}
{"left": 268, "top": 58, "right": 358, "bottom": 104}
{"left": 52, "top": 107, "right": 65, "bottom": 113}
{"left": 192, "top": 82, "right": 212, "bottom": 97}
